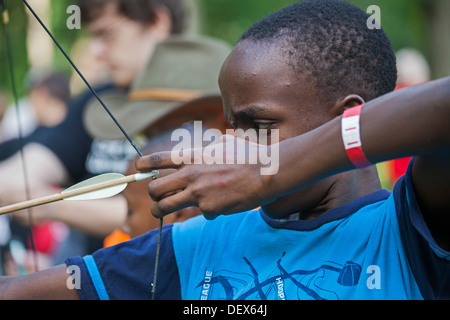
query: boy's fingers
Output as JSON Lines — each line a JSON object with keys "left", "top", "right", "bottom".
{"left": 136, "top": 151, "right": 181, "bottom": 171}
{"left": 150, "top": 190, "right": 194, "bottom": 218}
{"left": 136, "top": 147, "right": 203, "bottom": 172}
{"left": 147, "top": 172, "right": 187, "bottom": 201}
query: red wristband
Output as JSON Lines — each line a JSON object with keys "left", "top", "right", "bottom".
{"left": 341, "top": 104, "right": 372, "bottom": 169}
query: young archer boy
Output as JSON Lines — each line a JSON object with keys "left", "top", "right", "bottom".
{"left": 1, "top": 0, "right": 449, "bottom": 299}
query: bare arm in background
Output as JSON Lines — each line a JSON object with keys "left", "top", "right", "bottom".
{"left": 0, "top": 143, "right": 126, "bottom": 237}
{"left": 0, "top": 264, "right": 80, "bottom": 300}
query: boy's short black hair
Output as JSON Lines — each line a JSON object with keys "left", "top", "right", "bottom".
{"left": 78, "top": 0, "right": 185, "bottom": 34}
{"left": 239, "top": 0, "right": 397, "bottom": 103}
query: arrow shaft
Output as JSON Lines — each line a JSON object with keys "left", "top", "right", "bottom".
{"left": 0, "top": 174, "right": 138, "bottom": 215}
{"left": 0, "top": 193, "right": 63, "bottom": 215}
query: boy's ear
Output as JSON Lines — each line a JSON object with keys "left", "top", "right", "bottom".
{"left": 332, "top": 94, "right": 365, "bottom": 116}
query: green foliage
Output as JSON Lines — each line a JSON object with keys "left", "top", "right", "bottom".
{"left": 0, "top": 0, "right": 81, "bottom": 100}
{"left": 198, "top": 0, "right": 428, "bottom": 53}
{"left": 347, "top": 0, "right": 427, "bottom": 54}
{"left": 0, "top": 0, "right": 441, "bottom": 101}
{"left": 197, "top": 0, "right": 299, "bottom": 45}
{"left": 50, "top": 0, "right": 82, "bottom": 70}
{"left": 0, "top": 0, "right": 29, "bottom": 99}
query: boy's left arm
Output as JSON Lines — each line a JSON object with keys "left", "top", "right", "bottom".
{"left": 411, "top": 144, "right": 450, "bottom": 250}
{"left": 361, "top": 77, "right": 450, "bottom": 251}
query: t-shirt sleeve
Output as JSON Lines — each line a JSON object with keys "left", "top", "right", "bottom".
{"left": 394, "top": 158, "right": 450, "bottom": 299}
{"left": 0, "top": 138, "right": 22, "bottom": 161}
{"left": 65, "top": 224, "right": 181, "bottom": 300}
{"left": 0, "top": 127, "right": 50, "bottom": 161}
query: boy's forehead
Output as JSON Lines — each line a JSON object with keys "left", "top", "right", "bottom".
{"left": 219, "top": 40, "right": 321, "bottom": 124}
{"left": 221, "top": 42, "right": 282, "bottom": 95}
{"left": 220, "top": 40, "right": 311, "bottom": 99}
{"left": 222, "top": 41, "right": 283, "bottom": 74}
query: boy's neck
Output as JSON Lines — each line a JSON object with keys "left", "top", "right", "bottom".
{"left": 298, "top": 166, "right": 382, "bottom": 221}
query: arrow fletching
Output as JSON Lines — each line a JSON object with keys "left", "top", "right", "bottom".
{"left": 63, "top": 173, "right": 127, "bottom": 201}
{"left": 63, "top": 171, "right": 158, "bottom": 200}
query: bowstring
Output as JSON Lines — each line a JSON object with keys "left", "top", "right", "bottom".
{"left": 1, "top": 0, "right": 38, "bottom": 272}
{"left": 21, "top": 0, "right": 164, "bottom": 299}
{"left": 151, "top": 217, "right": 163, "bottom": 300}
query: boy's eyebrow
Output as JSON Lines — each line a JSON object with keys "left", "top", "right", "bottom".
{"left": 232, "top": 105, "right": 272, "bottom": 120}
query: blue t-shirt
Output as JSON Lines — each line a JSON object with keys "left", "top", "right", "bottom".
{"left": 66, "top": 160, "right": 450, "bottom": 300}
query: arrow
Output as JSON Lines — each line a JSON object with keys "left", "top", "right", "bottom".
{"left": 0, "top": 171, "right": 159, "bottom": 215}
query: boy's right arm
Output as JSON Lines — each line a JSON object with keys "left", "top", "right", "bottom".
{"left": 0, "top": 264, "right": 80, "bottom": 300}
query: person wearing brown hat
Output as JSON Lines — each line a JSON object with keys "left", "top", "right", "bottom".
{"left": 88, "top": 35, "right": 232, "bottom": 246}
{"left": 84, "top": 34, "right": 232, "bottom": 141}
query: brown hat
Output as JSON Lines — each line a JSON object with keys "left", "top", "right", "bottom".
{"left": 84, "top": 35, "right": 231, "bottom": 140}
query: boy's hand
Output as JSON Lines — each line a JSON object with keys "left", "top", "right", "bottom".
{"left": 136, "top": 135, "right": 275, "bottom": 219}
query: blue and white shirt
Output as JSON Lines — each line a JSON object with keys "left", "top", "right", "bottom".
{"left": 66, "top": 160, "right": 450, "bottom": 300}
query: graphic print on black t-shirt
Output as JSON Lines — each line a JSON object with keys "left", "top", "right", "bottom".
{"left": 85, "top": 139, "right": 138, "bottom": 175}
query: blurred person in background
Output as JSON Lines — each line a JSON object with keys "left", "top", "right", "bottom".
{"left": 0, "top": 69, "right": 71, "bottom": 156}
{"left": 0, "top": 90, "right": 9, "bottom": 142}
{"left": 1, "top": 69, "right": 71, "bottom": 142}
{"left": 396, "top": 48, "right": 431, "bottom": 89}
{"left": 0, "top": 69, "right": 70, "bottom": 275}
